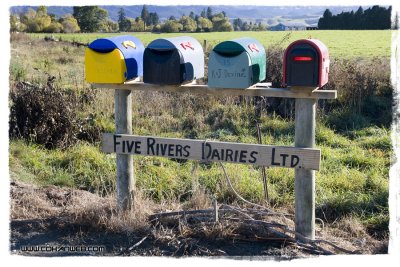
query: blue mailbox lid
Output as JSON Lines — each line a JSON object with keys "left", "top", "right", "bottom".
{"left": 88, "top": 35, "right": 144, "bottom": 78}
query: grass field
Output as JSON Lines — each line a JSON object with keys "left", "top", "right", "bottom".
{"left": 29, "top": 30, "right": 393, "bottom": 58}
{"left": 8, "top": 31, "right": 393, "bottom": 253}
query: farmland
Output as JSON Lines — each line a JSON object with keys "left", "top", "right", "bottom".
{"left": 29, "top": 30, "right": 393, "bottom": 58}
{"left": 9, "top": 30, "right": 393, "bottom": 256}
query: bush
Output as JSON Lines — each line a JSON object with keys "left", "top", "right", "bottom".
{"left": 9, "top": 81, "right": 76, "bottom": 149}
{"left": 9, "top": 80, "right": 100, "bottom": 149}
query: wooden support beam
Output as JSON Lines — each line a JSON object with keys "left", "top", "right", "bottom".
{"left": 92, "top": 81, "right": 337, "bottom": 100}
{"left": 115, "top": 90, "right": 134, "bottom": 211}
{"left": 294, "top": 98, "right": 316, "bottom": 240}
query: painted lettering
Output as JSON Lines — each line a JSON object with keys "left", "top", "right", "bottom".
{"left": 114, "top": 135, "right": 122, "bottom": 152}
{"left": 147, "top": 138, "right": 156, "bottom": 155}
{"left": 291, "top": 155, "right": 300, "bottom": 167}
{"left": 281, "top": 154, "right": 289, "bottom": 166}
{"left": 239, "top": 150, "right": 247, "bottom": 163}
{"left": 271, "top": 148, "right": 280, "bottom": 166}
{"left": 183, "top": 145, "right": 190, "bottom": 157}
{"left": 249, "top": 151, "right": 258, "bottom": 164}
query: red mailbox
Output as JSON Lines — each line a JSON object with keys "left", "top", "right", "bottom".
{"left": 283, "top": 39, "right": 329, "bottom": 88}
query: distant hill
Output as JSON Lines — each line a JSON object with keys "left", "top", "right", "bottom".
{"left": 9, "top": 5, "right": 371, "bottom": 27}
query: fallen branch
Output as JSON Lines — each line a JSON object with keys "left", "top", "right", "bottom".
{"left": 128, "top": 235, "right": 149, "bottom": 251}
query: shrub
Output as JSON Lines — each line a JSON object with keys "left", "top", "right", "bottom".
{"left": 9, "top": 81, "right": 76, "bottom": 149}
{"left": 9, "top": 80, "right": 101, "bottom": 149}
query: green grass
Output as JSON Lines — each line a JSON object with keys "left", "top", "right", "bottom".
{"left": 29, "top": 30, "right": 392, "bottom": 58}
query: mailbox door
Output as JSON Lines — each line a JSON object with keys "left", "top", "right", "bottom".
{"left": 286, "top": 43, "right": 319, "bottom": 87}
{"left": 208, "top": 51, "right": 252, "bottom": 88}
{"left": 85, "top": 48, "right": 126, "bottom": 83}
{"left": 85, "top": 35, "right": 144, "bottom": 83}
{"left": 144, "top": 37, "right": 204, "bottom": 85}
{"left": 143, "top": 48, "right": 182, "bottom": 84}
{"left": 208, "top": 38, "right": 266, "bottom": 88}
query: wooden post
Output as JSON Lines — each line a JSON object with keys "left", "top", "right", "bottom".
{"left": 115, "top": 89, "right": 134, "bottom": 211}
{"left": 294, "top": 98, "right": 316, "bottom": 240}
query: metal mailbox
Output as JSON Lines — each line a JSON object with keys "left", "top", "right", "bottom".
{"left": 208, "top": 38, "right": 266, "bottom": 89}
{"left": 85, "top": 35, "right": 144, "bottom": 84}
{"left": 143, "top": 36, "right": 204, "bottom": 85}
{"left": 283, "top": 39, "right": 329, "bottom": 87}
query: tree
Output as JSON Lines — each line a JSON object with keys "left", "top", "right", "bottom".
{"left": 161, "top": 20, "right": 183, "bottom": 33}
{"left": 118, "top": 8, "right": 131, "bottom": 32}
{"left": 180, "top": 16, "right": 197, "bottom": 32}
{"left": 318, "top": 5, "right": 391, "bottom": 30}
{"left": 73, "top": 6, "right": 108, "bottom": 32}
{"left": 318, "top": 9, "right": 332, "bottom": 29}
{"left": 152, "top": 24, "right": 161, "bottom": 32}
{"left": 200, "top": 9, "right": 206, "bottom": 18}
{"left": 44, "top": 22, "right": 63, "bottom": 33}
{"left": 36, "top": 6, "right": 47, "bottom": 17}
{"left": 141, "top": 5, "right": 149, "bottom": 30}
{"left": 130, "top": 18, "right": 144, "bottom": 32}
{"left": 354, "top": 6, "right": 364, "bottom": 29}
{"left": 100, "top": 20, "right": 119, "bottom": 32}
{"left": 149, "top": 12, "right": 160, "bottom": 25}
{"left": 21, "top": 7, "right": 51, "bottom": 32}
{"left": 60, "top": 15, "right": 80, "bottom": 33}
{"left": 10, "top": 14, "right": 26, "bottom": 32}
{"left": 48, "top": 13, "right": 56, "bottom": 22}
{"left": 233, "top": 18, "right": 243, "bottom": 31}
{"left": 189, "top": 11, "right": 195, "bottom": 20}
{"left": 241, "top": 21, "right": 250, "bottom": 31}
{"left": 212, "top": 16, "right": 233, "bottom": 32}
{"left": 255, "top": 22, "right": 266, "bottom": 31}
{"left": 169, "top": 16, "right": 176, "bottom": 21}
{"left": 207, "top": 6, "right": 213, "bottom": 20}
{"left": 197, "top": 17, "right": 212, "bottom": 32}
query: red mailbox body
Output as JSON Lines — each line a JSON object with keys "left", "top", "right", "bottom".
{"left": 283, "top": 39, "right": 329, "bottom": 88}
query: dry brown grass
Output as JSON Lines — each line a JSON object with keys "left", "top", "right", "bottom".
{"left": 11, "top": 180, "right": 152, "bottom": 233}
{"left": 10, "top": 179, "right": 387, "bottom": 256}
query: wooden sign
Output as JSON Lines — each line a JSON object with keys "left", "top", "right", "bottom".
{"left": 102, "top": 133, "right": 321, "bottom": 170}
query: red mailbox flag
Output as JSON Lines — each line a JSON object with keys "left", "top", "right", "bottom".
{"left": 180, "top": 41, "right": 195, "bottom": 50}
{"left": 248, "top": 43, "right": 260, "bottom": 52}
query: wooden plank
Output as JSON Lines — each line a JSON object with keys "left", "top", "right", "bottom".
{"left": 102, "top": 133, "right": 321, "bottom": 170}
{"left": 115, "top": 90, "right": 134, "bottom": 211}
{"left": 92, "top": 81, "right": 337, "bottom": 100}
{"left": 294, "top": 98, "right": 316, "bottom": 240}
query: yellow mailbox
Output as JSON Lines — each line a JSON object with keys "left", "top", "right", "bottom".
{"left": 85, "top": 35, "right": 144, "bottom": 84}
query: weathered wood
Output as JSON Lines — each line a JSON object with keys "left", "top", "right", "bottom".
{"left": 115, "top": 90, "right": 134, "bottom": 211}
{"left": 213, "top": 197, "right": 218, "bottom": 222}
{"left": 102, "top": 133, "right": 321, "bottom": 170}
{"left": 294, "top": 98, "right": 316, "bottom": 240}
{"left": 92, "top": 81, "right": 337, "bottom": 100}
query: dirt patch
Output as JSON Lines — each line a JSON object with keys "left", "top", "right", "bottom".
{"left": 9, "top": 180, "right": 387, "bottom": 258}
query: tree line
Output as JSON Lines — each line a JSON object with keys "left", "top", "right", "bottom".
{"left": 318, "top": 5, "right": 394, "bottom": 30}
{"left": 9, "top": 5, "right": 236, "bottom": 33}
